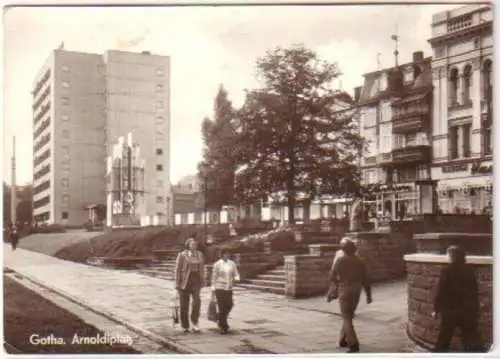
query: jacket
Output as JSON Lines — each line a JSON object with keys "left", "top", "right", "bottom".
{"left": 211, "top": 259, "right": 240, "bottom": 291}
{"left": 174, "top": 249, "right": 205, "bottom": 290}
{"left": 434, "top": 263, "right": 479, "bottom": 315}
{"left": 330, "top": 254, "right": 371, "bottom": 299}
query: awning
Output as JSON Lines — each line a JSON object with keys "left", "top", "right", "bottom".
{"left": 392, "top": 92, "right": 428, "bottom": 106}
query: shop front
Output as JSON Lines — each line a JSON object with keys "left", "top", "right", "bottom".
{"left": 432, "top": 160, "right": 493, "bottom": 214}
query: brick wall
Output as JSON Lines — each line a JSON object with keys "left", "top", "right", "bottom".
{"left": 415, "top": 233, "right": 492, "bottom": 256}
{"left": 351, "top": 231, "right": 406, "bottom": 283}
{"left": 284, "top": 254, "right": 335, "bottom": 298}
{"left": 405, "top": 254, "right": 493, "bottom": 351}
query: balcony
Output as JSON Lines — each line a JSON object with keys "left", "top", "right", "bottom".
{"left": 378, "top": 152, "right": 393, "bottom": 166}
{"left": 392, "top": 145, "right": 431, "bottom": 165}
{"left": 392, "top": 111, "right": 430, "bottom": 134}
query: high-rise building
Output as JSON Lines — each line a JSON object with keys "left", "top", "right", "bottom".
{"left": 429, "top": 4, "right": 493, "bottom": 214}
{"left": 32, "top": 49, "right": 106, "bottom": 225}
{"left": 32, "top": 49, "right": 172, "bottom": 226}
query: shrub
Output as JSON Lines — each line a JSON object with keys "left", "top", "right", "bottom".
{"left": 30, "top": 224, "right": 66, "bottom": 234}
{"left": 265, "top": 229, "right": 296, "bottom": 252}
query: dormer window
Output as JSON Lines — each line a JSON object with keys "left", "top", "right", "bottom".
{"left": 379, "top": 72, "right": 388, "bottom": 91}
{"left": 404, "top": 67, "right": 414, "bottom": 83}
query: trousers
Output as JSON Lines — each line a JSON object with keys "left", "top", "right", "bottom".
{"left": 215, "top": 289, "right": 234, "bottom": 331}
{"left": 434, "top": 312, "right": 483, "bottom": 352}
{"left": 178, "top": 283, "right": 201, "bottom": 330}
{"left": 338, "top": 284, "right": 362, "bottom": 347}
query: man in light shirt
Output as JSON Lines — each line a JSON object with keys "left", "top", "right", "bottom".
{"left": 211, "top": 248, "right": 241, "bottom": 334}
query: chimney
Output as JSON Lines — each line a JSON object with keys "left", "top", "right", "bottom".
{"left": 354, "top": 86, "right": 362, "bottom": 102}
{"left": 413, "top": 51, "right": 424, "bottom": 63}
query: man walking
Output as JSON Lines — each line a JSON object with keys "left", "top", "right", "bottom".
{"left": 432, "top": 245, "right": 484, "bottom": 352}
{"left": 330, "top": 240, "right": 372, "bottom": 353}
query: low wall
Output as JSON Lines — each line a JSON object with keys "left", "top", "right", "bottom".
{"left": 284, "top": 254, "right": 335, "bottom": 298}
{"left": 414, "top": 233, "right": 492, "bottom": 256}
{"left": 390, "top": 215, "right": 492, "bottom": 235}
{"left": 233, "top": 252, "right": 284, "bottom": 281}
{"left": 350, "top": 231, "right": 406, "bottom": 283}
{"left": 404, "top": 254, "right": 492, "bottom": 351}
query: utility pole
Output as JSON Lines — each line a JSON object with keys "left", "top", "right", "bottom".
{"left": 11, "top": 137, "right": 17, "bottom": 225}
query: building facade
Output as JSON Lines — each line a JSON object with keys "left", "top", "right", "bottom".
{"left": 358, "top": 51, "right": 433, "bottom": 221}
{"left": 429, "top": 4, "right": 493, "bottom": 214}
{"left": 32, "top": 49, "right": 172, "bottom": 226}
{"left": 32, "top": 50, "right": 106, "bottom": 226}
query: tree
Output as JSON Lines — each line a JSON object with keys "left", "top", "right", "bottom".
{"left": 198, "top": 85, "right": 241, "bottom": 215}
{"left": 3, "top": 182, "right": 33, "bottom": 225}
{"left": 235, "top": 45, "right": 363, "bottom": 224}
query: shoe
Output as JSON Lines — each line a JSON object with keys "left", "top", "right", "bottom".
{"left": 183, "top": 329, "right": 190, "bottom": 334}
{"left": 339, "top": 338, "right": 348, "bottom": 348}
{"left": 347, "top": 344, "right": 360, "bottom": 353}
{"left": 192, "top": 325, "right": 200, "bottom": 333}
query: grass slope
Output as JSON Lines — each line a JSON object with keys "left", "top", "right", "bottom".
{"left": 3, "top": 276, "right": 140, "bottom": 354}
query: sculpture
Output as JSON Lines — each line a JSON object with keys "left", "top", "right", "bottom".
{"left": 349, "top": 197, "right": 363, "bottom": 232}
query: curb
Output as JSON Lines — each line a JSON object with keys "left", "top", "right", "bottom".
{"left": 5, "top": 267, "right": 198, "bottom": 355}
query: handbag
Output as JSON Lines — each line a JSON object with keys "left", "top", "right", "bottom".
{"left": 170, "top": 292, "right": 180, "bottom": 327}
{"left": 207, "top": 297, "right": 218, "bottom": 323}
{"left": 326, "top": 282, "right": 339, "bottom": 302}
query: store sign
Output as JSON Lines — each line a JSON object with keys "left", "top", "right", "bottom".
{"left": 471, "top": 162, "right": 493, "bottom": 175}
{"left": 442, "top": 163, "right": 468, "bottom": 173}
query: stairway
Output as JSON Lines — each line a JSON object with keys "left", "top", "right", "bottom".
{"left": 138, "top": 259, "right": 176, "bottom": 280}
{"left": 237, "top": 266, "right": 286, "bottom": 295}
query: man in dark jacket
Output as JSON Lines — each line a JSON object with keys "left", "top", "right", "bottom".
{"left": 330, "top": 240, "right": 372, "bottom": 353}
{"left": 432, "top": 245, "right": 483, "bottom": 352}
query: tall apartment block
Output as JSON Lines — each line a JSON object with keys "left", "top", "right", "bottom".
{"left": 429, "top": 4, "right": 493, "bottom": 214}
{"left": 358, "top": 51, "right": 433, "bottom": 220}
{"left": 32, "top": 49, "right": 172, "bottom": 226}
{"left": 32, "top": 50, "right": 106, "bottom": 225}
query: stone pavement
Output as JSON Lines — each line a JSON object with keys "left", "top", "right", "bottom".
{"left": 3, "top": 245, "right": 415, "bottom": 354}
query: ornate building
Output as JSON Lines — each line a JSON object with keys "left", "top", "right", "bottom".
{"left": 429, "top": 4, "right": 493, "bottom": 214}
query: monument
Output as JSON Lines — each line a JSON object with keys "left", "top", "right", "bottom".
{"left": 106, "top": 133, "right": 145, "bottom": 228}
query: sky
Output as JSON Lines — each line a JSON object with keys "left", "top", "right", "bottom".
{"left": 3, "top": 2, "right": 460, "bottom": 186}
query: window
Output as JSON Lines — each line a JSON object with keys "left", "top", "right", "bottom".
{"left": 417, "top": 165, "right": 428, "bottom": 180}
{"left": 462, "top": 123, "right": 471, "bottom": 158}
{"left": 156, "top": 180, "right": 164, "bottom": 188}
{"left": 61, "top": 178, "right": 69, "bottom": 187}
{"left": 449, "top": 68, "right": 459, "bottom": 106}
{"left": 156, "top": 164, "right": 163, "bottom": 171}
{"left": 156, "top": 84, "right": 164, "bottom": 93}
{"left": 62, "top": 81, "right": 70, "bottom": 89}
{"left": 449, "top": 126, "right": 459, "bottom": 159}
{"left": 62, "top": 130, "right": 70, "bottom": 139}
{"left": 61, "top": 211, "right": 68, "bottom": 219}
{"left": 462, "top": 65, "right": 472, "bottom": 104}
{"left": 62, "top": 194, "right": 69, "bottom": 204}
{"left": 156, "top": 196, "right": 164, "bottom": 203}
{"left": 406, "top": 134, "right": 417, "bottom": 147}
{"left": 62, "top": 97, "right": 70, "bottom": 105}
{"left": 156, "top": 116, "right": 164, "bottom": 125}
{"left": 62, "top": 114, "right": 69, "bottom": 121}
{"left": 156, "top": 100, "right": 164, "bottom": 109}
{"left": 379, "top": 73, "right": 388, "bottom": 91}
{"left": 482, "top": 59, "right": 493, "bottom": 156}
{"left": 156, "top": 148, "right": 163, "bottom": 155}
{"left": 156, "top": 68, "right": 165, "bottom": 77}
{"left": 62, "top": 65, "right": 70, "bottom": 72}
{"left": 156, "top": 212, "right": 165, "bottom": 217}
{"left": 394, "top": 134, "right": 405, "bottom": 149}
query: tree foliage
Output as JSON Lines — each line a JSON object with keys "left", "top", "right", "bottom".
{"left": 3, "top": 183, "right": 33, "bottom": 225}
{"left": 234, "top": 45, "right": 363, "bottom": 223}
{"left": 197, "top": 85, "right": 240, "bottom": 211}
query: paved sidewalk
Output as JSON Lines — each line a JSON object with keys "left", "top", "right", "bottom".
{"left": 3, "top": 245, "right": 414, "bottom": 354}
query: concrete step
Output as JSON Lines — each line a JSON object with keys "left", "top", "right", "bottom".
{"left": 237, "top": 283, "right": 285, "bottom": 295}
{"left": 244, "top": 279, "right": 284, "bottom": 288}
{"left": 267, "top": 268, "right": 285, "bottom": 276}
{"left": 258, "top": 274, "right": 286, "bottom": 281}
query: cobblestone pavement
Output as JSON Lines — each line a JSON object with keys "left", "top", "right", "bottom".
{"left": 3, "top": 245, "right": 416, "bottom": 354}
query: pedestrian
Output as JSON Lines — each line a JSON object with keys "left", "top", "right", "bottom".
{"left": 10, "top": 223, "right": 19, "bottom": 251}
{"left": 432, "top": 245, "right": 484, "bottom": 352}
{"left": 330, "top": 240, "right": 372, "bottom": 353}
{"left": 210, "top": 248, "right": 241, "bottom": 334}
{"left": 174, "top": 237, "right": 205, "bottom": 333}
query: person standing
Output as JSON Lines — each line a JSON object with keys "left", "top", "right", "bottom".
{"left": 10, "top": 223, "right": 19, "bottom": 251}
{"left": 432, "top": 245, "right": 483, "bottom": 352}
{"left": 211, "top": 248, "right": 240, "bottom": 334}
{"left": 330, "top": 240, "right": 372, "bottom": 353}
{"left": 174, "top": 238, "right": 205, "bottom": 333}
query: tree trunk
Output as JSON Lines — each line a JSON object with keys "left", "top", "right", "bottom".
{"left": 303, "top": 201, "right": 311, "bottom": 224}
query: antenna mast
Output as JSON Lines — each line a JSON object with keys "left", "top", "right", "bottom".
{"left": 391, "top": 23, "right": 399, "bottom": 67}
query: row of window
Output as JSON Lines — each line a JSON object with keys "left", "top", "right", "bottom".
{"left": 34, "top": 133, "right": 51, "bottom": 153}
{"left": 448, "top": 59, "right": 492, "bottom": 107}
{"left": 34, "top": 180, "right": 50, "bottom": 195}
{"left": 448, "top": 122, "right": 492, "bottom": 159}
{"left": 33, "top": 86, "right": 51, "bottom": 111}
{"left": 34, "top": 149, "right": 51, "bottom": 167}
{"left": 34, "top": 103, "right": 50, "bottom": 126}
{"left": 33, "top": 69, "right": 51, "bottom": 98}
{"left": 34, "top": 164, "right": 50, "bottom": 181}
{"left": 33, "top": 195, "right": 50, "bottom": 210}
{"left": 34, "top": 118, "right": 50, "bottom": 140}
